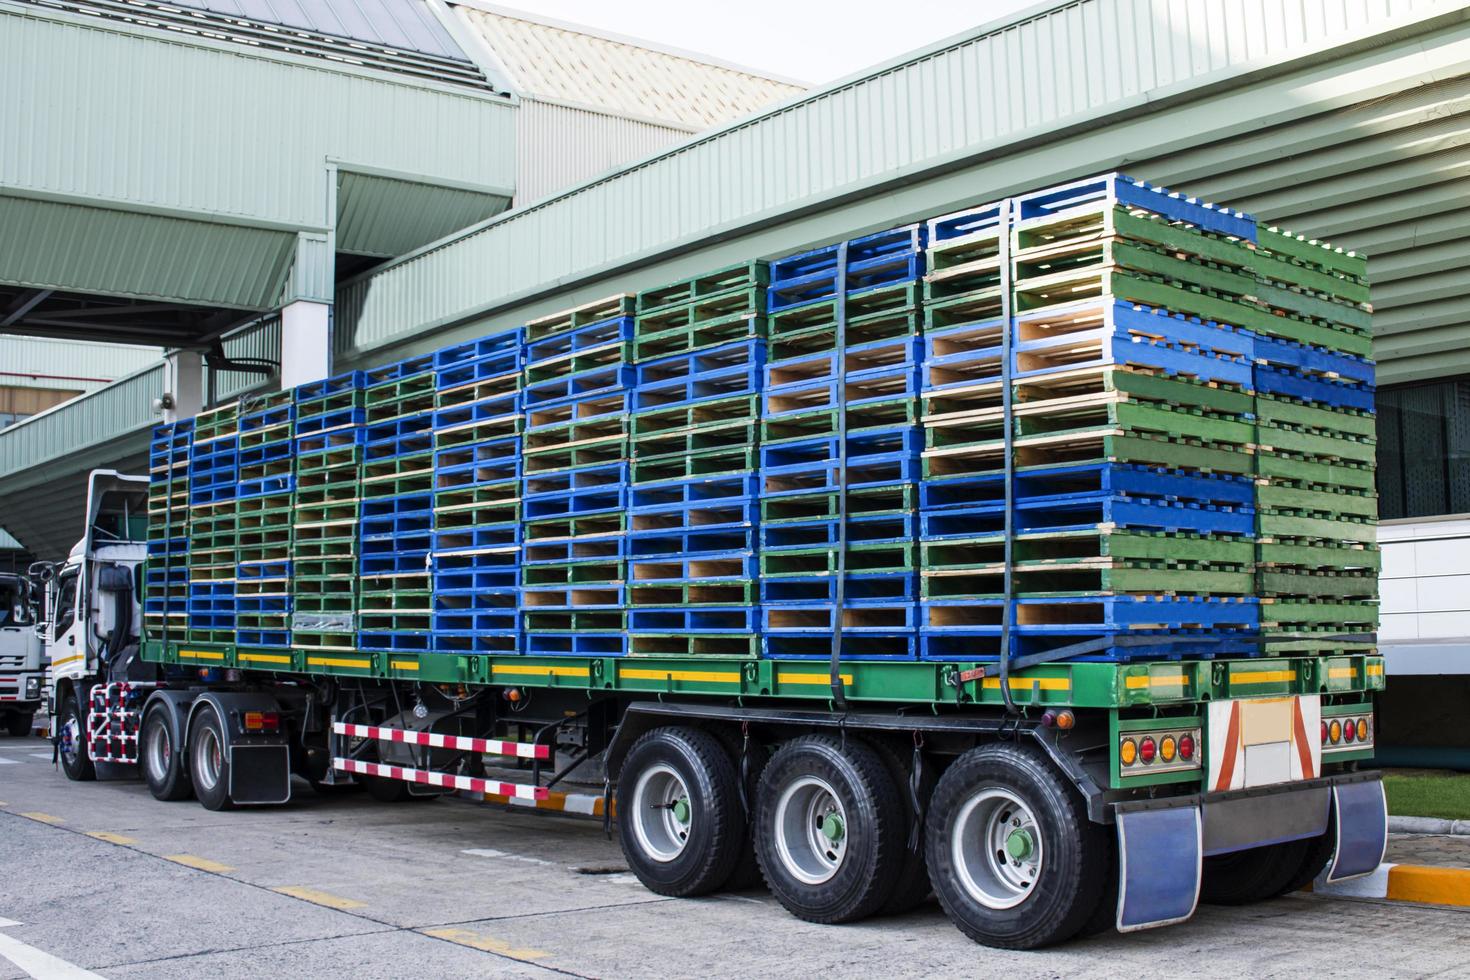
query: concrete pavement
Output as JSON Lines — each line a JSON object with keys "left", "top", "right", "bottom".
{"left": 3, "top": 736, "right": 1470, "bottom": 978}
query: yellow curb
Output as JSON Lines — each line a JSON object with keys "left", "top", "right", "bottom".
{"left": 1387, "top": 865, "right": 1470, "bottom": 908}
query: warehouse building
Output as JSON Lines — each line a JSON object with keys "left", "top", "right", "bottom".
{"left": 0, "top": 0, "right": 1467, "bottom": 750}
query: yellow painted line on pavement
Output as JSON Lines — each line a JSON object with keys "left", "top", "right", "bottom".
{"left": 271, "top": 886, "right": 366, "bottom": 910}
{"left": 86, "top": 831, "right": 137, "bottom": 845}
{"left": 165, "top": 854, "right": 235, "bottom": 873}
{"left": 1387, "top": 865, "right": 1470, "bottom": 907}
{"left": 422, "top": 927, "right": 549, "bottom": 960}
{"left": 19, "top": 812, "right": 64, "bottom": 825}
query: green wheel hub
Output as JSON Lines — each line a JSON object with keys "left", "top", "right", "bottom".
{"left": 1005, "top": 827, "right": 1035, "bottom": 861}
{"left": 821, "top": 812, "right": 845, "bottom": 842}
{"left": 671, "top": 797, "right": 691, "bottom": 824}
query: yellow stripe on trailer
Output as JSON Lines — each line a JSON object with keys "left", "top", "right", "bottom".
{"left": 1368, "top": 663, "right": 1384, "bottom": 676}
{"left": 492, "top": 664, "right": 590, "bottom": 679}
{"left": 777, "top": 672, "right": 854, "bottom": 686}
{"left": 1327, "top": 667, "right": 1358, "bottom": 680}
{"left": 983, "top": 676, "right": 1070, "bottom": 692}
{"left": 239, "top": 652, "right": 292, "bottom": 665}
{"left": 1124, "top": 673, "right": 1187, "bottom": 690}
{"left": 620, "top": 667, "right": 742, "bottom": 684}
{"left": 389, "top": 660, "right": 419, "bottom": 671}
{"left": 306, "top": 656, "right": 371, "bottom": 669}
{"left": 1230, "top": 669, "right": 1296, "bottom": 685}
{"left": 179, "top": 649, "right": 226, "bottom": 662}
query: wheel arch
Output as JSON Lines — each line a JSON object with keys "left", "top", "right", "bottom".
{"left": 142, "top": 689, "right": 196, "bottom": 772}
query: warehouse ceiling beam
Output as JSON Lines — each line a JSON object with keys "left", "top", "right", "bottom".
{"left": 0, "top": 289, "right": 52, "bottom": 327}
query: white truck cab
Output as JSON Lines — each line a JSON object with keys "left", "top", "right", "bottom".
{"left": 0, "top": 571, "right": 44, "bottom": 735}
{"left": 35, "top": 471, "right": 147, "bottom": 775}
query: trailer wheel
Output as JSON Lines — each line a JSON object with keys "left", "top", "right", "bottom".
{"left": 1275, "top": 831, "right": 1336, "bottom": 898}
{"left": 6, "top": 712, "right": 33, "bottom": 738}
{"left": 142, "top": 705, "right": 192, "bottom": 801}
{"left": 925, "top": 742, "right": 1105, "bottom": 949}
{"left": 754, "top": 735, "right": 903, "bottom": 924}
{"left": 1200, "top": 837, "right": 1318, "bottom": 905}
{"left": 868, "top": 738, "right": 936, "bottom": 915}
{"left": 618, "top": 726, "right": 745, "bottom": 898}
{"left": 706, "top": 725, "right": 768, "bottom": 891}
{"left": 57, "top": 695, "right": 95, "bottom": 782}
{"left": 189, "top": 705, "right": 234, "bottom": 811}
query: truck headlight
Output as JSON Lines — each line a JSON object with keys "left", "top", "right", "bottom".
{"left": 24, "top": 676, "right": 40, "bottom": 699}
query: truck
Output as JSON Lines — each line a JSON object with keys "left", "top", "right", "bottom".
{"left": 0, "top": 568, "right": 44, "bottom": 735}
{"left": 41, "top": 176, "right": 1387, "bottom": 950}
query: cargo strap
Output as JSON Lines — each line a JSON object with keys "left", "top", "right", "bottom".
{"left": 829, "top": 239, "right": 851, "bottom": 710}
{"left": 997, "top": 198, "right": 1018, "bottom": 715}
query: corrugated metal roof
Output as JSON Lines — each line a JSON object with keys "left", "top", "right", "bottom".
{"left": 452, "top": 2, "right": 806, "bottom": 130}
{"left": 336, "top": 170, "right": 511, "bottom": 258}
{"left": 168, "top": 0, "right": 465, "bottom": 59}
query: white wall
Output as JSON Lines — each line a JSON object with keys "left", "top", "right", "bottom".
{"left": 1379, "top": 517, "right": 1470, "bottom": 673}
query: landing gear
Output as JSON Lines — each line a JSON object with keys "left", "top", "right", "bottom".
{"left": 617, "top": 726, "right": 746, "bottom": 897}
{"left": 925, "top": 743, "right": 1106, "bottom": 950}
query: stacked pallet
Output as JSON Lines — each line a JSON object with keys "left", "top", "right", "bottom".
{"left": 235, "top": 390, "right": 295, "bottom": 648}
{"left": 759, "top": 229, "right": 925, "bottom": 660}
{"left": 358, "top": 354, "right": 437, "bottom": 653}
{"left": 521, "top": 297, "right": 634, "bottom": 657}
{"left": 431, "top": 331, "right": 523, "bottom": 655}
{"left": 291, "top": 371, "right": 365, "bottom": 653}
{"left": 144, "top": 419, "right": 191, "bottom": 643}
{"left": 185, "top": 403, "right": 240, "bottom": 644}
{"left": 628, "top": 265, "right": 767, "bottom": 658}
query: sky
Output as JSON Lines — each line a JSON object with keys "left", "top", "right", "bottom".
{"left": 497, "top": 0, "right": 1042, "bottom": 85}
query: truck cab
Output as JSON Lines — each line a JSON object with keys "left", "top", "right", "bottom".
{"left": 36, "top": 470, "right": 147, "bottom": 773}
{"left": 0, "top": 570, "right": 44, "bottom": 735}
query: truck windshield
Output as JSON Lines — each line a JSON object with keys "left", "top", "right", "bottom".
{"left": 0, "top": 577, "right": 31, "bottom": 627}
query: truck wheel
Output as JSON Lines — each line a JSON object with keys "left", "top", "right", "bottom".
{"left": 868, "top": 738, "right": 937, "bottom": 915}
{"left": 925, "top": 742, "right": 1105, "bottom": 950}
{"left": 618, "top": 726, "right": 745, "bottom": 898}
{"left": 142, "top": 705, "right": 193, "bottom": 801}
{"left": 6, "top": 712, "right": 33, "bottom": 737}
{"left": 1200, "top": 837, "right": 1317, "bottom": 905}
{"left": 364, "top": 775, "right": 416, "bottom": 802}
{"left": 706, "top": 724, "right": 768, "bottom": 891}
{"left": 754, "top": 735, "right": 903, "bottom": 924}
{"left": 57, "top": 696, "right": 95, "bottom": 782}
{"left": 1275, "top": 831, "right": 1336, "bottom": 897}
{"left": 189, "top": 705, "right": 234, "bottom": 811}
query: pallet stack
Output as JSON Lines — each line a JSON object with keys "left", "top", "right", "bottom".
{"left": 628, "top": 265, "right": 767, "bottom": 658}
{"left": 291, "top": 371, "right": 366, "bottom": 653}
{"left": 759, "top": 229, "right": 926, "bottom": 660}
{"left": 431, "top": 331, "right": 523, "bottom": 655}
{"left": 234, "top": 390, "right": 295, "bottom": 648}
{"left": 185, "top": 403, "right": 240, "bottom": 644}
{"left": 520, "top": 297, "right": 634, "bottom": 657}
{"left": 358, "top": 354, "right": 437, "bottom": 653}
{"left": 144, "top": 419, "right": 192, "bottom": 643}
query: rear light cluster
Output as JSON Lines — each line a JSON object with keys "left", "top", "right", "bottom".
{"left": 1322, "top": 713, "right": 1372, "bottom": 752}
{"left": 1119, "top": 728, "right": 1201, "bottom": 775}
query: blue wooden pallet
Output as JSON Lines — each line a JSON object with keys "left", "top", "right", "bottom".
{"left": 761, "top": 428, "right": 921, "bottom": 469}
{"left": 523, "top": 364, "right": 635, "bottom": 409}
{"left": 431, "top": 524, "right": 521, "bottom": 552}
{"left": 917, "top": 630, "right": 1266, "bottom": 663}
{"left": 767, "top": 334, "right": 922, "bottom": 389}
{"left": 237, "top": 630, "right": 291, "bottom": 648}
{"left": 236, "top": 595, "right": 291, "bottom": 614}
{"left": 762, "top": 453, "right": 921, "bottom": 498}
{"left": 524, "top": 632, "right": 627, "bottom": 657}
{"left": 1015, "top": 172, "right": 1257, "bottom": 241}
{"left": 919, "top": 463, "right": 1256, "bottom": 512}
{"left": 768, "top": 224, "right": 926, "bottom": 313}
{"left": 626, "top": 526, "right": 755, "bottom": 558}
{"left": 296, "top": 370, "right": 365, "bottom": 402}
{"left": 432, "top": 631, "right": 520, "bottom": 655}
{"left": 1253, "top": 332, "right": 1373, "bottom": 384}
{"left": 921, "top": 496, "right": 1254, "bottom": 538}
{"left": 240, "top": 402, "right": 294, "bottom": 434}
{"left": 1254, "top": 364, "right": 1374, "bottom": 412}
{"left": 762, "top": 602, "right": 918, "bottom": 632}
{"left": 521, "top": 536, "right": 627, "bottom": 564}
{"left": 630, "top": 473, "right": 760, "bottom": 512}
{"left": 238, "top": 560, "right": 291, "bottom": 580}
{"left": 761, "top": 512, "right": 915, "bottom": 550}
{"left": 431, "top": 609, "right": 519, "bottom": 633}
{"left": 365, "top": 353, "right": 435, "bottom": 386}
{"left": 435, "top": 329, "right": 522, "bottom": 369}
{"left": 762, "top": 632, "right": 918, "bottom": 661}
{"left": 524, "top": 315, "right": 633, "bottom": 367}
{"left": 627, "top": 607, "right": 758, "bottom": 632}
{"left": 361, "top": 493, "right": 433, "bottom": 521}
{"left": 628, "top": 553, "right": 758, "bottom": 582}
{"left": 632, "top": 338, "right": 765, "bottom": 411}
{"left": 296, "top": 407, "right": 366, "bottom": 437}
{"left": 431, "top": 394, "right": 519, "bottom": 430}
{"left": 434, "top": 448, "right": 521, "bottom": 489}
{"left": 359, "top": 549, "right": 432, "bottom": 575}
{"left": 296, "top": 427, "right": 367, "bottom": 459}
{"left": 518, "top": 585, "right": 624, "bottom": 608}
{"left": 920, "top": 595, "right": 1261, "bottom": 631}
{"left": 523, "top": 463, "right": 629, "bottom": 516}
{"left": 632, "top": 498, "right": 757, "bottom": 534}
{"left": 187, "top": 613, "right": 237, "bottom": 629}
{"left": 147, "top": 537, "right": 188, "bottom": 558}
{"left": 760, "top": 572, "right": 918, "bottom": 604}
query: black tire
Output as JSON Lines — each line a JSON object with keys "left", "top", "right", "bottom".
{"left": 1200, "top": 837, "right": 1317, "bottom": 905}
{"left": 925, "top": 742, "right": 1106, "bottom": 950}
{"left": 706, "top": 725, "right": 768, "bottom": 892}
{"left": 6, "top": 712, "right": 33, "bottom": 737}
{"left": 618, "top": 726, "right": 746, "bottom": 898}
{"left": 868, "top": 738, "right": 936, "bottom": 915}
{"left": 364, "top": 775, "right": 415, "bottom": 802}
{"left": 754, "top": 735, "right": 904, "bottom": 924}
{"left": 141, "top": 706, "right": 193, "bottom": 801}
{"left": 57, "top": 696, "right": 95, "bottom": 782}
{"left": 1077, "top": 828, "right": 1119, "bottom": 938}
{"left": 188, "top": 705, "right": 234, "bottom": 811}
{"left": 1275, "top": 831, "right": 1336, "bottom": 898}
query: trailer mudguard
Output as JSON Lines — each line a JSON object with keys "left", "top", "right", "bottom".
{"left": 1114, "top": 801, "right": 1202, "bottom": 933}
{"left": 1325, "top": 776, "right": 1387, "bottom": 883}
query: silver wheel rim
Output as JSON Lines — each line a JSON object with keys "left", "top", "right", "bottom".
{"left": 194, "top": 723, "right": 222, "bottom": 792}
{"left": 146, "top": 719, "right": 171, "bottom": 782}
{"left": 774, "top": 775, "right": 848, "bottom": 885}
{"left": 60, "top": 712, "right": 81, "bottom": 766}
{"left": 952, "top": 787, "right": 1043, "bottom": 910}
{"left": 631, "top": 763, "right": 692, "bottom": 863}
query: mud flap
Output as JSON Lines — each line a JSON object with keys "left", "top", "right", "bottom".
{"left": 1325, "top": 777, "right": 1387, "bottom": 883}
{"left": 1115, "top": 802, "right": 1202, "bottom": 932}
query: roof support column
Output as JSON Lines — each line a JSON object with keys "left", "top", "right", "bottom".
{"left": 163, "top": 350, "right": 203, "bottom": 424}
{"left": 279, "top": 231, "right": 334, "bottom": 389}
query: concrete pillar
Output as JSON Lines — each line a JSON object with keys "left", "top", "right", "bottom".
{"left": 279, "top": 300, "right": 332, "bottom": 389}
{"left": 162, "top": 350, "right": 204, "bottom": 423}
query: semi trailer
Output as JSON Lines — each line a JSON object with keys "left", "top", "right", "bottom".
{"left": 43, "top": 175, "right": 1386, "bottom": 950}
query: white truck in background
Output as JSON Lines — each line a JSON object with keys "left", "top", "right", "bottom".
{"left": 0, "top": 570, "right": 45, "bottom": 735}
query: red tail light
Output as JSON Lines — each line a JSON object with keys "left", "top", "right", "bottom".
{"left": 243, "top": 711, "right": 280, "bottom": 733}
